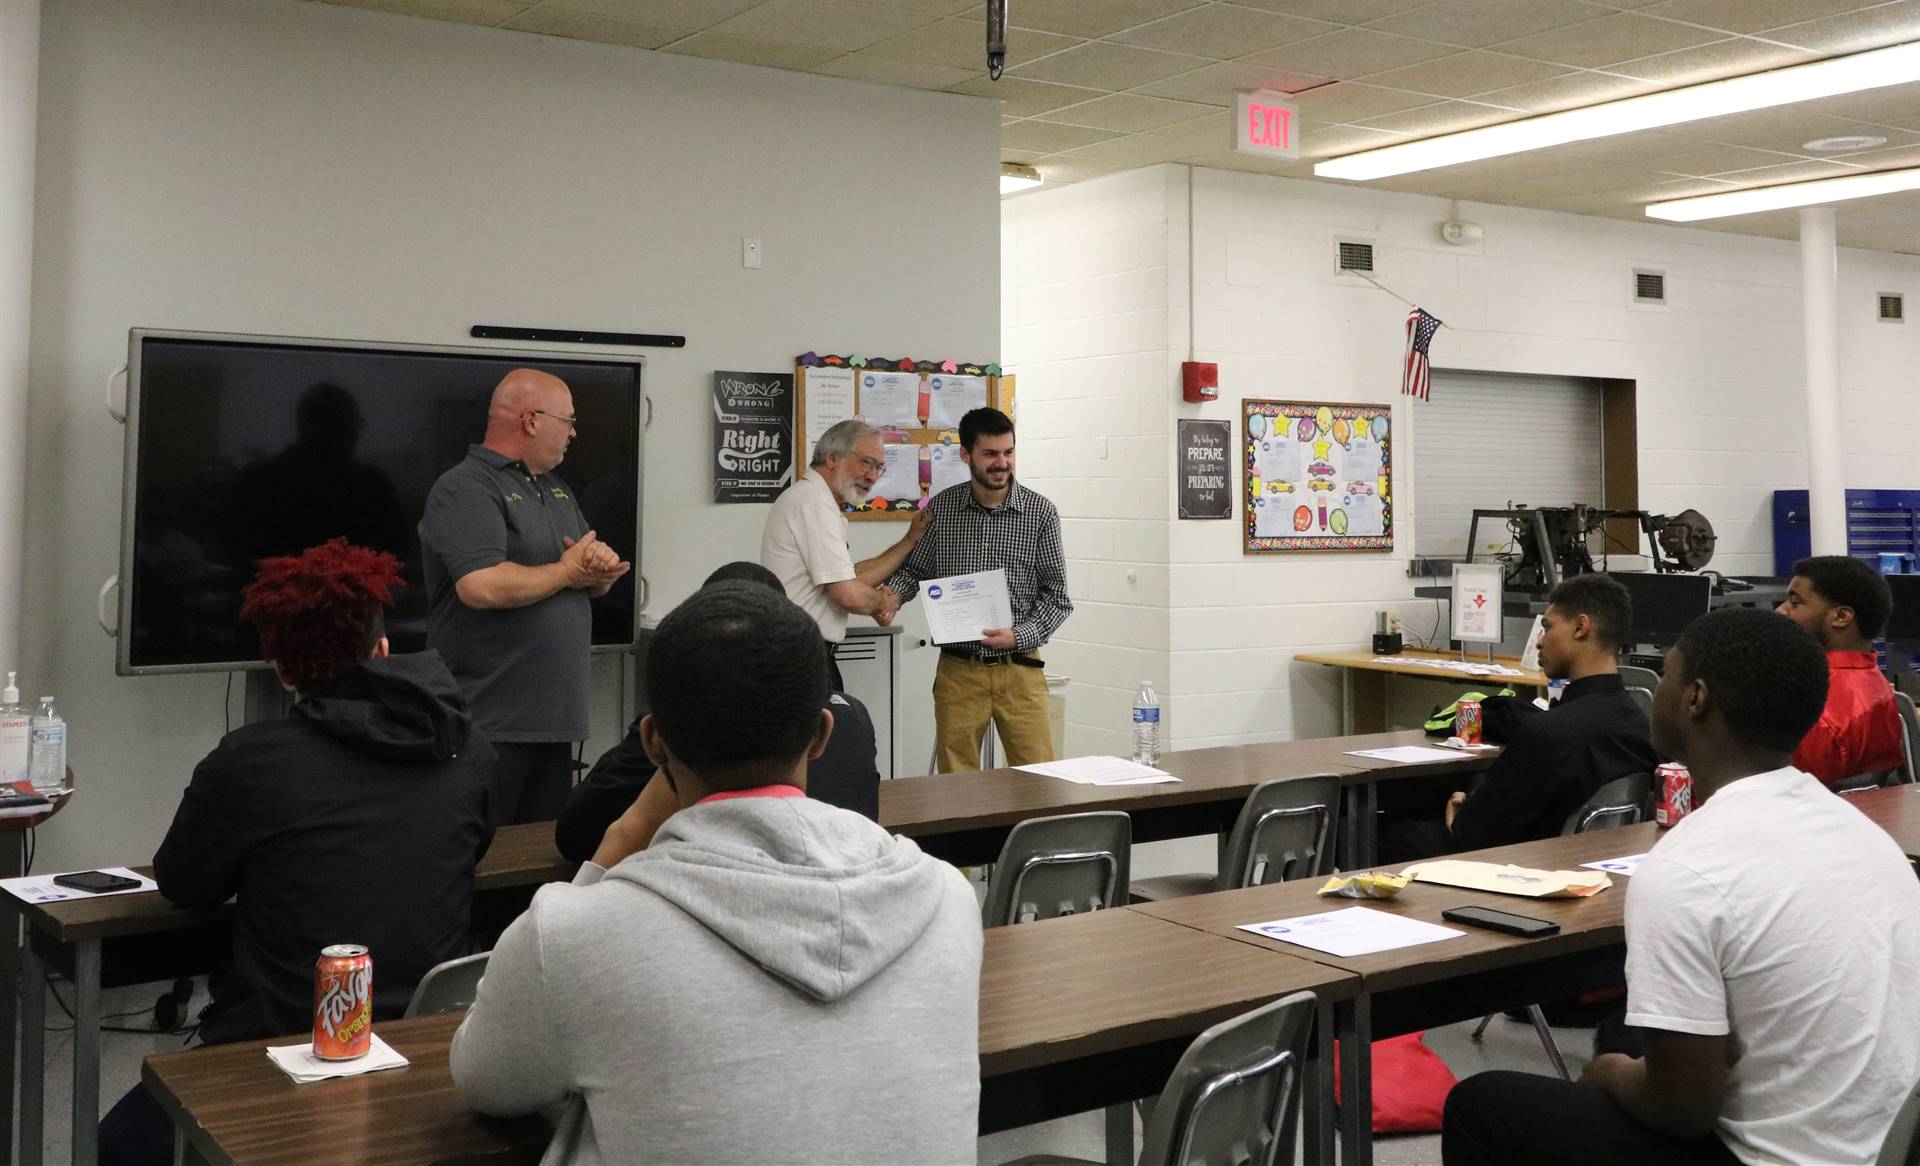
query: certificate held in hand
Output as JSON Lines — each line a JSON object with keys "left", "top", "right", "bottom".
{"left": 922, "top": 569, "right": 1014, "bottom": 645}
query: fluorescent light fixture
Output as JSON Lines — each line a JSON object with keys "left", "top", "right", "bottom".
{"left": 1000, "top": 163, "right": 1043, "bottom": 195}
{"left": 1646, "top": 165, "right": 1920, "bottom": 221}
{"left": 1316, "top": 40, "right": 1920, "bottom": 181}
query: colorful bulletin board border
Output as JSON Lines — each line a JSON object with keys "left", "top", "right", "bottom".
{"left": 795, "top": 352, "right": 1014, "bottom": 522}
{"left": 1243, "top": 398, "right": 1393, "bottom": 554}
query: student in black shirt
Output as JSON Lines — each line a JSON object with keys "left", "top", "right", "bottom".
{"left": 554, "top": 561, "right": 882, "bottom": 863}
{"left": 1380, "top": 573, "right": 1656, "bottom": 862}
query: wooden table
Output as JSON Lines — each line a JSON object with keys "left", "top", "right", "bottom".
{"left": 1843, "top": 784, "right": 1920, "bottom": 858}
{"left": 1133, "top": 823, "right": 1659, "bottom": 1165}
{"left": 143, "top": 910, "right": 1362, "bottom": 1166}
{"left": 1294, "top": 648, "right": 1547, "bottom": 735}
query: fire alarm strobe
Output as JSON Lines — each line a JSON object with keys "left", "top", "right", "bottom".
{"left": 1182, "top": 361, "right": 1218, "bottom": 403}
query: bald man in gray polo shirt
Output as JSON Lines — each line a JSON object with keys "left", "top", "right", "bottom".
{"left": 420, "top": 368, "right": 629, "bottom": 826}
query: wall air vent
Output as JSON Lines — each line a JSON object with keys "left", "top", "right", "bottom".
{"left": 1879, "top": 292, "right": 1905, "bottom": 322}
{"left": 1337, "top": 240, "right": 1375, "bottom": 273}
{"left": 1633, "top": 268, "right": 1666, "bottom": 306}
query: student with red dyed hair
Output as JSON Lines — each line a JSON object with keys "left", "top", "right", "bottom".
{"left": 100, "top": 539, "right": 495, "bottom": 1166}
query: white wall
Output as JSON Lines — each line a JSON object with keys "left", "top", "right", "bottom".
{"left": 23, "top": 0, "right": 999, "bottom": 870}
{"left": 1009, "top": 162, "right": 1920, "bottom": 754}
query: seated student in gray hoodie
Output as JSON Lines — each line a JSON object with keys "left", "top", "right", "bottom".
{"left": 451, "top": 580, "right": 982, "bottom": 1166}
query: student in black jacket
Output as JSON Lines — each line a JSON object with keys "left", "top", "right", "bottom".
{"left": 555, "top": 561, "right": 882, "bottom": 863}
{"left": 101, "top": 539, "right": 495, "bottom": 1166}
{"left": 1380, "top": 573, "right": 1656, "bottom": 862}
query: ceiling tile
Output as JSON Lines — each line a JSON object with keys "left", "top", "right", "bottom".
{"left": 1359, "top": 51, "right": 1571, "bottom": 99}
{"left": 1108, "top": 5, "right": 1338, "bottom": 57}
{"left": 1353, "top": 100, "right": 1520, "bottom": 135}
{"left": 1601, "top": 36, "right": 1817, "bottom": 83}
{"left": 660, "top": 30, "right": 842, "bottom": 69}
{"left": 1240, "top": 27, "right": 1459, "bottom": 80}
{"left": 1143, "top": 110, "right": 1235, "bottom": 145}
{"left": 1792, "top": 80, "right": 1920, "bottom": 127}
{"left": 863, "top": 19, "right": 1082, "bottom": 71}
{"left": 1756, "top": 1, "right": 1920, "bottom": 53}
{"left": 1131, "top": 61, "right": 1332, "bottom": 105}
{"left": 1657, "top": 144, "right": 1807, "bottom": 175}
{"left": 1227, "top": 0, "right": 1435, "bottom": 22}
{"left": 1363, "top": 0, "right": 1618, "bottom": 49}
{"left": 326, "top": 0, "right": 525, "bottom": 22}
{"left": 810, "top": 52, "right": 981, "bottom": 87}
{"left": 1473, "top": 69, "right": 1660, "bottom": 113}
{"left": 1007, "top": 40, "right": 1209, "bottom": 89}
{"left": 948, "top": 74, "right": 1109, "bottom": 116}
{"left": 503, "top": 7, "right": 687, "bottom": 48}
{"left": 1658, "top": 108, "right": 1917, "bottom": 153}
{"left": 543, "top": 0, "right": 764, "bottom": 28}
{"left": 709, "top": 0, "right": 941, "bottom": 51}
{"left": 1290, "top": 81, "right": 1443, "bottom": 121}
{"left": 858, "top": 0, "right": 979, "bottom": 13}
{"left": 1718, "top": 158, "right": 1867, "bottom": 184}
{"left": 1825, "top": 142, "right": 1920, "bottom": 168}
{"left": 1030, "top": 156, "right": 1133, "bottom": 185}
{"left": 1001, "top": 147, "right": 1048, "bottom": 162}
{"left": 1061, "top": 132, "right": 1213, "bottom": 164}
{"left": 1039, "top": 92, "right": 1224, "bottom": 131}
{"left": 1639, "top": 0, "right": 1888, "bottom": 35}
{"left": 1598, "top": 175, "right": 1743, "bottom": 202}
{"left": 999, "top": 118, "right": 1127, "bottom": 152}
{"left": 1487, "top": 11, "right": 1720, "bottom": 68}
{"left": 1554, "top": 130, "right": 1715, "bottom": 162}
{"left": 999, "top": 0, "right": 1208, "bottom": 39}
{"left": 1296, "top": 122, "right": 1410, "bottom": 159}
{"left": 1173, "top": 147, "right": 1316, "bottom": 177}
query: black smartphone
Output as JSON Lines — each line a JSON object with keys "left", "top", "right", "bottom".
{"left": 1442, "top": 905, "right": 1560, "bottom": 937}
{"left": 52, "top": 870, "right": 142, "bottom": 895}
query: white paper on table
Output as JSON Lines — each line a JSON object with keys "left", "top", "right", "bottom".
{"left": 1344, "top": 745, "right": 1471, "bottom": 764}
{"left": 1015, "top": 756, "right": 1178, "bottom": 786}
{"left": 1581, "top": 854, "right": 1647, "bottom": 878}
{"left": 265, "top": 1033, "right": 410, "bottom": 1084}
{"left": 925, "top": 374, "right": 988, "bottom": 429}
{"left": 1, "top": 866, "right": 157, "bottom": 906}
{"left": 1255, "top": 437, "right": 1300, "bottom": 484}
{"left": 868, "top": 443, "right": 919, "bottom": 501}
{"left": 803, "top": 367, "right": 857, "bottom": 464}
{"left": 857, "top": 370, "right": 921, "bottom": 428}
{"left": 1237, "top": 907, "right": 1464, "bottom": 958}
{"left": 1252, "top": 496, "right": 1297, "bottom": 539}
{"left": 928, "top": 443, "right": 972, "bottom": 494}
{"left": 921, "top": 569, "right": 1014, "bottom": 645}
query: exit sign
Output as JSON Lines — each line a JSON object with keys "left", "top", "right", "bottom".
{"left": 1234, "top": 91, "right": 1299, "bottom": 160}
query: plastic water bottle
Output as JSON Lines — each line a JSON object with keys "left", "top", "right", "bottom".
{"left": 1132, "top": 681, "right": 1161, "bottom": 766}
{"left": 0, "top": 673, "right": 28, "bottom": 785}
{"left": 28, "top": 696, "right": 66, "bottom": 794}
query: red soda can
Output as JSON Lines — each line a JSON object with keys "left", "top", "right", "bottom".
{"left": 1456, "top": 699, "right": 1483, "bottom": 745}
{"left": 1655, "top": 763, "right": 1692, "bottom": 827}
{"left": 312, "top": 944, "right": 373, "bottom": 1060}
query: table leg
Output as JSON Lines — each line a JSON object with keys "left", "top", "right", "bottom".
{"left": 19, "top": 930, "right": 43, "bottom": 1166}
{"left": 72, "top": 938, "right": 101, "bottom": 1166}
{"left": 1102, "top": 1102, "right": 1132, "bottom": 1166}
{"left": 1339, "top": 670, "right": 1353, "bottom": 736}
{"left": 0, "top": 835, "right": 20, "bottom": 1166}
{"left": 1358, "top": 783, "right": 1378, "bottom": 869}
{"left": 1337, "top": 995, "right": 1372, "bottom": 1166}
{"left": 1305, "top": 999, "right": 1335, "bottom": 1166}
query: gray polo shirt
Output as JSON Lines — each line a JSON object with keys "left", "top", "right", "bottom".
{"left": 419, "top": 445, "right": 591, "bottom": 743}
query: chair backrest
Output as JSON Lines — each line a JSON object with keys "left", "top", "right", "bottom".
{"left": 1617, "top": 664, "right": 1661, "bottom": 694}
{"left": 1896, "top": 692, "right": 1918, "bottom": 786}
{"left": 1216, "top": 776, "right": 1339, "bottom": 893}
{"left": 1878, "top": 1070, "right": 1920, "bottom": 1166}
{"left": 404, "top": 951, "right": 490, "bottom": 1018}
{"left": 983, "top": 811, "right": 1132, "bottom": 928}
{"left": 1624, "top": 686, "right": 1654, "bottom": 721}
{"left": 1562, "top": 773, "right": 1651, "bottom": 835}
{"left": 1834, "top": 769, "right": 1897, "bottom": 796}
{"left": 1137, "top": 990, "right": 1317, "bottom": 1166}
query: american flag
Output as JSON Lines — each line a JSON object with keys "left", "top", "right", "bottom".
{"left": 1402, "top": 307, "right": 1442, "bottom": 400}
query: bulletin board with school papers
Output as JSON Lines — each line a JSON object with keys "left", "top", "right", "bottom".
{"left": 1243, "top": 399, "right": 1393, "bottom": 554}
{"left": 794, "top": 352, "right": 1015, "bottom": 522}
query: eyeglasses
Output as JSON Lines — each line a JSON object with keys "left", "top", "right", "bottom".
{"left": 531, "top": 409, "right": 577, "bottom": 431}
{"left": 855, "top": 456, "right": 884, "bottom": 473}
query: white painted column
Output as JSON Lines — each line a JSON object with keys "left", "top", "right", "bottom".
{"left": 0, "top": 1, "right": 38, "bottom": 674}
{"left": 1798, "top": 205, "right": 1848, "bottom": 556}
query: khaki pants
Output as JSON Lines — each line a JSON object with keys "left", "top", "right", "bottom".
{"left": 933, "top": 654, "right": 1056, "bottom": 774}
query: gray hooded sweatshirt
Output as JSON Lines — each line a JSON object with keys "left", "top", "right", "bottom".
{"left": 450, "top": 794, "right": 982, "bottom": 1165}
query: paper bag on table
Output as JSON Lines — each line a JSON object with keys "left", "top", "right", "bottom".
{"left": 1398, "top": 859, "right": 1612, "bottom": 898}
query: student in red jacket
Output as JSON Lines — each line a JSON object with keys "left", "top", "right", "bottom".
{"left": 1775, "top": 555, "right": 1902, "bottom": 786}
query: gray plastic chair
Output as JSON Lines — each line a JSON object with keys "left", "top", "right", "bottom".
{"left": 1879, "top": 1072, "right": 1920, "bottom": 1166}
{"left": 1132, "top": 776, "right": 1340, "bottom": 903}
{"left": 1623, "top": 685, "right": 1654, "bottom": 721}
{"left": 1136, "top": 990, "right": 1318, "bottom": 1166}
{"left": 403, "top": 951, "right": 490, "bottom": 1018}
{"left": 1617, "top": 664, "right": 1660, "bottom": 693}
{"left": 1896, "top": 692, "right": 1918, "bottom": 785}
{"left": 983, "top": 811, "right": 1132, "bottom": 928}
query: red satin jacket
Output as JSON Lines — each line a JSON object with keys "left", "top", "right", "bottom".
{"left": 1793, "top": 651, "right": 1904, "bottom": 787}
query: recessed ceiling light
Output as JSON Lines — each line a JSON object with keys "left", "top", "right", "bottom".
{"left": 1000, "top": 163, "right": 1043, "bottom": 196}
{"left": 1645, "top": 165, "right": 1920, "bottom": 221}
{"left": 1316, "top": 40, "right": 1920, "bottom": 180}
{"left": 1802, "top": 134, "right": 1887, "bottom": 152}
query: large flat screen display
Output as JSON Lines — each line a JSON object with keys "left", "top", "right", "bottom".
{"left": 119, "top": 331, "right": 643, "bottom": 674}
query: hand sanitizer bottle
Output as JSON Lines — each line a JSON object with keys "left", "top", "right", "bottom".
{"left": 0, "top": 674, "right": 27, "bottom": 785}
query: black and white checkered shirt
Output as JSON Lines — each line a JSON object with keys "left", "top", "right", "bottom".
{"left": 887, "top": 480, "right": 1072, "bottom": 657}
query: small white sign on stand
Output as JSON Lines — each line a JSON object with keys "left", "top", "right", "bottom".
{"left": 1451, "top": 562, "right": 1504, "bottom": 648}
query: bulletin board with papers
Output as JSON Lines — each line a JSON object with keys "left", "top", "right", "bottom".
{"left": 794, "top": 352, "right": 1015, "bottom": 522}
{"left": 1243, "top": 398, "right": 1394, "bottom": 554}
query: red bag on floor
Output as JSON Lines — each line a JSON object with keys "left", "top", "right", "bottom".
{"left": 1332, "top": 1031, "right": 1458, "bottom": 1135}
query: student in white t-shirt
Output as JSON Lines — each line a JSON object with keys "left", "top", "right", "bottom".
{"left": 1444, "top": 607, "right": 1920, "bottom": 1166}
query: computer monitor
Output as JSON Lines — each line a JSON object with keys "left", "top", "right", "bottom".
{"left": 1604, "top": 572, "right": 1714, "bottom": 647}
{"left": 1888, "top": 575, "right": 1920, "bottom": 643}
